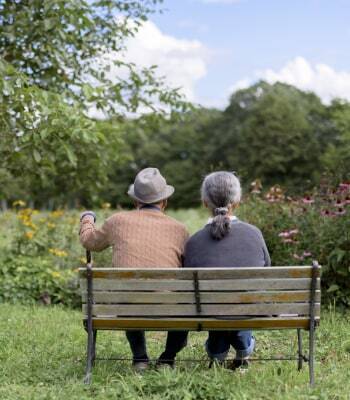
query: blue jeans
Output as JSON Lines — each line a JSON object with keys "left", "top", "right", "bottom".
{"left": 205, "top": 330, "right": 255, "bottom": 361}
{"left": 126, "top": 330, "right": 188, "bottom": 363}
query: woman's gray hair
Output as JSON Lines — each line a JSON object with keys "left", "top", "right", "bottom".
{"left": 201, "top": 171, "right": 241, "bottom": 240}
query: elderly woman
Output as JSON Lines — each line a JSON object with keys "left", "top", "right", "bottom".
{"left": 183, "top": 171, "right": 271, "bottom": 370}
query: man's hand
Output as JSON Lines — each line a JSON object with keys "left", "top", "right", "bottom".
{"left": 80, "top": 211, "right": 96, "bottom": 223}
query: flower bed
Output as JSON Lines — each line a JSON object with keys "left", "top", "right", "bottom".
{"left": 1, "top": 182, "right": 350, "bottom": 307}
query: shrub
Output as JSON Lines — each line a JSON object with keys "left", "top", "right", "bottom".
{"left": 238, "top": 182, "right": 350, "bottom": 306}
{"left": 0, "top": 254, "right": 80, "bottom": 307}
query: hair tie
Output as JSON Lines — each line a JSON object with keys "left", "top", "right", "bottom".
{"left": 214, "top": 207, "right": 228, "bottom": 216}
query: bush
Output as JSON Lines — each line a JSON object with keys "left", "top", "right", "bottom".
{"left": 0, "top": 255, "right": 79, "bottom": 307}
{"left": 238, "top": 181, "right": 350, "bottom": 306}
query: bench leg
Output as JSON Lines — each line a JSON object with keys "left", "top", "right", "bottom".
{"left": 84, "top": 327, "right": 94, "bottom": 384}
{"left": 309, "top": 324, "right": 315, "bottom": 386}
{"left": 297, "top": 329, "right": 303, "bottom": 371}
{"left": 92, "top": 330, "right": 97, "bottom": 366}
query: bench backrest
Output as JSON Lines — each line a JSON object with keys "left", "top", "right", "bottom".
{"left": 79, "top": 266, "right": 321, "bottom": 331}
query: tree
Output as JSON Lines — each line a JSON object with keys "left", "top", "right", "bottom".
{"left": 208, "top": 81, "right": 331, "bottom": 191}
{"left": 0, "top": 0, "right": 188, "bottom": 206}
{"left": 322, "top": 100, "right": 350, "bottom": 182}
{"left": 0, "top": 59, "right": 111, "bottom": 206}
{"left": 100, "top": 109, "right": 221, "bottom": 208}
{"left": 0, "top": 0, "right": 185, "bottom": 116}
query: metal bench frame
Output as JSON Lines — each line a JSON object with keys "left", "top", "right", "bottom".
{"left": 81, "top": 250, "right": 320, "bottom": 386}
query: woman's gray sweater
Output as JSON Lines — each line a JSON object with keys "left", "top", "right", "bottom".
{"left": 183, "top": 219, "right": 271, "bottom": 268}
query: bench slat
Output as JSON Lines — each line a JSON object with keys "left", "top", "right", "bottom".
{"left": 82, "top": 303, "right": 320, "bottom": 317}
{"left": 80, "top": 278, "right": 320, "bottom": 292}
{"left": 79, "top": 266, "right": 319, "bottom": 280}
{"left": 87, "top": 317, "right": 319, "bottom": 330}
{"left": 81, "top": 290, "right": 320, "bottom": 304}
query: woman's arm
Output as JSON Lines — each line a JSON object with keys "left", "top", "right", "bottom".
{"left": 262, "top": 239, "right": 271, "bottom": 266}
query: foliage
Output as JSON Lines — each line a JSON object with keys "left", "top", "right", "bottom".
{"left": 322, "top": 99, "right": 350, "bottom": 182}
{"left": 207, "top": 81, "right": 332, "bottom": 191}
{"left": 0, "top": 0, "right": 188, "bottom": 207}
{"left": 0, "top": 255, "right": 79, "bottom": 307}
{"left": 101, "top": 109, "right": 220, "bottom": 208}
{"left": 0, "top": 58, "right": 119, "bottom": 205}
{"left": 0, "top": 206, "right": 83, "bottom": 307}
{"left": 0, "top": 0, "right": 186, "bottom": 116}
{"left": 1, "top": 304, "right": 350, "bottom": 399}
{"left": 237, "top": 181, "right": 350, "bottom": 306}
{"left": 98, "top": 82, "right": 344, "bottom": 209}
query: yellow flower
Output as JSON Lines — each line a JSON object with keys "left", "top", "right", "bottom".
{"left": 51, "top": 210, "right": 64, "bottom": 218}
{"left": 13, "top": 200, "right": 26, "bottom": 207}
{"left": 51, "top": 271, "right": 61, "bottom": 278}
{"left": 25, "top": 231, "right": 34, "bottom": 240}
{"left": 101, "top": 202, "right": 111, "bottom": 209}
{"left": 47, "top": 222, "right": 56, "bottom": 229}
{"left": 79, "top": 257, "right": 86, "bottom": 264}
{"left": 22, "top": 220, "right": 38, "bottom": 230}
{"left": 49, "top": 248, "right": 68, "bottom": 257}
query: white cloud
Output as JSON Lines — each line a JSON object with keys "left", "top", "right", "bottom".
{"left": 97, "top": 21, "right": 208, "bottom": 104}
{"left": 229, "top": 57, "right": 350, "bottom": 103}
{"left": 124, "top": 21, "right": 208, "bottom": 102}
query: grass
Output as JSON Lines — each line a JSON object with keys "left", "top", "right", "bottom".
{"left": 1, "top": 304, "right": 350, "bottom": 399}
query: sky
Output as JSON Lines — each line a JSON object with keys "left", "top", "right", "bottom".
{"left": 123, "top": 0, "right": 350, "bottom": 109}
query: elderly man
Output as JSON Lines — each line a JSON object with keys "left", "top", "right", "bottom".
{"left": 79, "top": 167, "right": 189, "bottom": 371}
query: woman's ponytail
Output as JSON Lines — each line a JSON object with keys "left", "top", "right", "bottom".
{"left": 210, "top": 207, "right": 231, "bottom": 240}
{"left": 201, "top": 172, "right": 241, "bottom": 241}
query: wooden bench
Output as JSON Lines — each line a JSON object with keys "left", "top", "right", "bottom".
{"left": 79, "top": 253, "right": 321, "bottom": 385}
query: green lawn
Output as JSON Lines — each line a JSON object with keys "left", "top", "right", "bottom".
{"left": 1, "top": 305, "right": 350, "bottom": 399}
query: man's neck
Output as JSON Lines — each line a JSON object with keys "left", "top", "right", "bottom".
{"left": 139, "top": 204, "right": 162, "bottom": 212}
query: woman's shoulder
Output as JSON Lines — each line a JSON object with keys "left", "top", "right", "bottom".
{"left": 234, "top": 220, "right": 265, "bottom": 239}
{"left": 235, "top": 220, "right": 262, "bottom": 232}
{"left": 186, "top": 226, "right": 210, "bottom": 246}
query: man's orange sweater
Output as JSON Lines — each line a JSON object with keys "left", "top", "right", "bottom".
{"left": 80, "top": 209, "right": 189, "bottom": 268}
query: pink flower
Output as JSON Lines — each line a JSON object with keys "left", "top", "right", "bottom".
{"left": 282, "top": 238, "right": 294, "bottom": 244}
{"left": 334, "top": 207, "right": 346, "bottom": 216}
{"left": 303, "top": 251, "right": 312, "bottom": 257}
{"left": 278, "top": 228, "right": 299, "bottom": 241}
{"left": 320, "top": 209, "right": 334, "bottom": 217}
{"left": 339, "top": 182, "right": 350, "bottom": 191}
{"left": 293, "top": 253, "right": 304, "bottom": 260}
{"left": 334, "top": 199, "right": 345, "bottom": 207}
{"left": 302, "top": 196, "right": 314, "bottom": 204}
{"left": 266, "top": 196, "right": 277, "bottom": 203}
{"left": 278, "top": 231, "right": 290, "bottom": 238}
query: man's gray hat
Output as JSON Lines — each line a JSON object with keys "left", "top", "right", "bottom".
{"left": 127, "top": 167, "right": 174, "bottom": 204}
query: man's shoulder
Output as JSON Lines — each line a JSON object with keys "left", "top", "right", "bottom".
{"left": 163, "top": 214, "right": 188, "bottom": 233}
{"left": 106, "top": 210, "right": 133, "bottom": 223}
{"left": 110, "top": 211, "right": 188, "bottom": 232}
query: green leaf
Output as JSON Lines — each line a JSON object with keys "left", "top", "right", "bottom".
{"left": 63, "top": 144, "right": 77, "bottom": 167}
{"left": 327, "top": 284, "right": 339, "bottom": 293}
{"left": 33, "top": 149, "right": 41, "bottom": 163}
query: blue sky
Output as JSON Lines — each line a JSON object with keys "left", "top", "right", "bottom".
{"left": 125, "top": 0, "right": 350, "bottom": 108}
